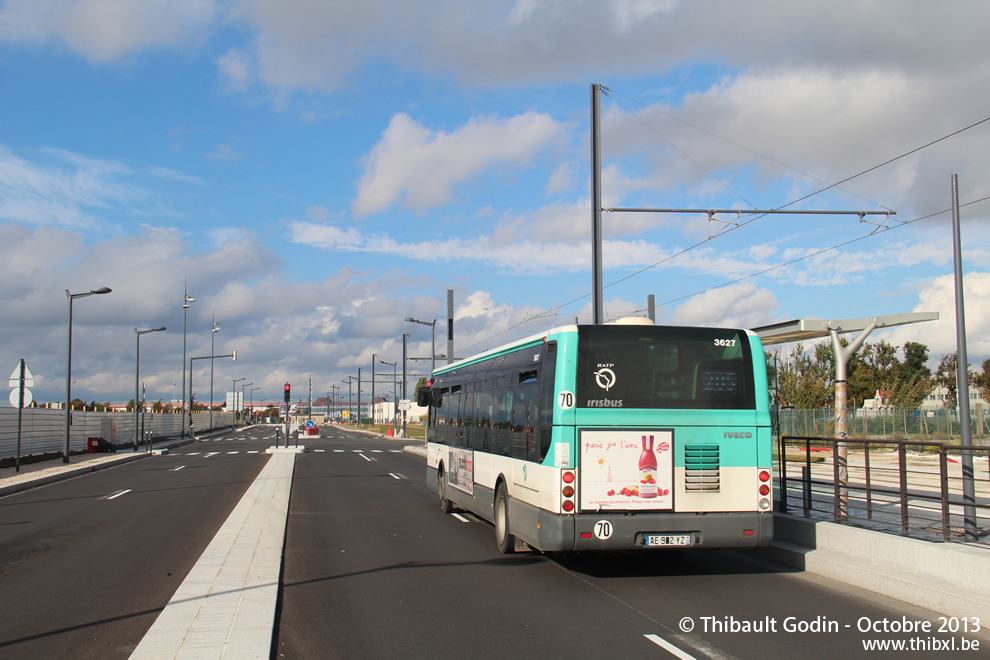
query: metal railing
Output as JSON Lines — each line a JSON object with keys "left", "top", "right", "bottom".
{"left": 777, "top": 435, "right": 990, "bottom": 546}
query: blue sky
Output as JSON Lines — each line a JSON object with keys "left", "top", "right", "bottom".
{"left": 2, "top": 0, "right": 989, "bottom": 406}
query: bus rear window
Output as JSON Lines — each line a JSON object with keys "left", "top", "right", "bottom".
{"left": 576, "top": 325, "right": 755, "bottom": 410}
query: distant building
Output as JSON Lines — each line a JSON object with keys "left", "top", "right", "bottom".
{"left": 921, "top": 385, "right": 989, "bottom": 412}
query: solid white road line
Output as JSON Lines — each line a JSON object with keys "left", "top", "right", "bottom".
{"left": 106, "top": 489, "right": 132, "bottom": 500}
{"left": 451, "top": 513, "right": 470, "bottom": 523}
{"left": 644, "top": 635, "right": 696, "bottom": 660}
{"left": 171, "top": 466, "right": 186, "bottom": 472}
{"left": 358, "top": 453, "right": 372, "bottom": 462}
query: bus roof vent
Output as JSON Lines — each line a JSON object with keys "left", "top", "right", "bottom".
{"left": 606, "top": 316, "right": 655, "bottom": 326}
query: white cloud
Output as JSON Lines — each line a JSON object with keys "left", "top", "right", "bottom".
{"left": 671, "top": 284, "right": 780, "bottom": 328}
{"left": 0, "top": 0, "right": 218, "bottom": 61}
{"left": 884, "top": 272, "right": 990, "bottom": 360}
{"left": 0, "top": 145, "right": 205, "bottom": 229}
{"left": 352, "top": 111, "right": 567, "bottom": 216}
{"left": 217, "top": 48, "right": 253, "bottom": 93}
{"left": 207, "top": 142, "right": 246, "bottom": 162}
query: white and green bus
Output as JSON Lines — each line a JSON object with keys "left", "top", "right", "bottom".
{"left": 419, "top": 318, "right": 773, "bottom": 553}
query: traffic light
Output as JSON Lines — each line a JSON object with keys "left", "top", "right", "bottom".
{"left": 284, "top": 382, "right": 291, "bottom": 404}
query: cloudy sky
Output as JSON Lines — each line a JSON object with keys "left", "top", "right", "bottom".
{"left": 2, "top": 0, "right": 989, "bottom": 407}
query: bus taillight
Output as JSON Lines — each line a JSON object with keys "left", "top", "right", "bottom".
{"left": 758, "top": 469, "right": 772, "bottom": 510}
{"left": 561, "top": 471, "right": 575, "bottom": 514}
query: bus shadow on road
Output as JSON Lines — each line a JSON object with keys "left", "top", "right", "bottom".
{"left": 546, "top": 548, "right": 795, "bottom": 579}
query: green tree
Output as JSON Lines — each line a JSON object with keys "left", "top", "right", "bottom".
{"left": 935, "top": 353, "right": 969, "bottom": 409}
{"left": 412, "top": 376, "right": 429, "bottom": 404}
{"left": 777, "top": 343, "right": 832, "bottom": 408}
{"left": 971, "top": 359, "right": 990, "bottom": 407}
{"left": 900, "top": 341, "right": 932, "bottom": 380}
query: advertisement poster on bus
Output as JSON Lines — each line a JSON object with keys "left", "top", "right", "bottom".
{"left": 447, "top": 446, "right": 474, "bottom": 495}
{"left": 579, "top": 429, "right": 674, "bottom": 510}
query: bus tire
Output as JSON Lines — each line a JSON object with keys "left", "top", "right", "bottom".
{"left": 495, "top": 483, "right": 515, "bottom": 554}
{"left": 438, "top": 466, "right": 453, "bottom": 514}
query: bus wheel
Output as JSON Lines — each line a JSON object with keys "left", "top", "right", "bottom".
{"left": 495, "top": 483, "right": 515, "bottom": 554}
{"left": 438, "top": 467, "right": 453, "bottom": 514}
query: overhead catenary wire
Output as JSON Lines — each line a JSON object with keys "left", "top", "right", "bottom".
{"left": 459, "top": 99, "right": 990, "bottom": 352}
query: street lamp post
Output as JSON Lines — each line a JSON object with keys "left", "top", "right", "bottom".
{"left": 181, "top": 283, "right": 194, "bottom": 438}
{"left": 210, "top": 313, "right": 219, "bottom": 431}
{"left": 380, "top": 360, "right": 397, "bottom": 432}
{"left": 63, "top": 287, "right": 112, "bottom": 463}
{"left": 190, "top": 351, "right": 236, "bottom": 437}
{"left": 135, "top": 327, "right": 166, "bottom": 450}
{"left": 405, "top": 317, "right": 437, "bottom": 375}
{"left": 250, "top": 386, "right": 259, "bottom": 424}
{"left": 402, "top": 332, "right": 409, "bottom": 438}
{"left": 343, "top": 377, "right": 355, "bottom": 424}
{"left": 240, "top": 381, "right": 253, "bottom": 427}
{"left": 232, "top": 377, "right": 245, "bottom": 426}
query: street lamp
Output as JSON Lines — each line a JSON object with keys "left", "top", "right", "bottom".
{"left": 232, "top": 377, "right": 245, "bottom": 426}
{"left": 250, "top": 386, "right": 260, "bottom": 424}
{"left": 405, "top": 317, "right": 437, "bottom": 375}
{"left": 63, "top": 286, "right": 112, "bottom": 463}
{"left": 343, "top": 377, "right": 355, "bottom": 424}
{"left": 190, "top": 351, "right": 236, "bottom": 436}
{"left": 181, "top": 283, "right": 194, "bottom": 438}
{"left": 380, "top": 359, "right": 397, "bottom": 432}
{"left": 210, "top": 314, "right": 220, "bottom": 430}
{"left": 135, "top": 326, "right": 166, "bottom": 450}
{"left": 239, "top": 381, "right": 253, "bottom": 427}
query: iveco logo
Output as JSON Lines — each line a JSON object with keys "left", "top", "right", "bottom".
{"left": 723, "top": 431, "right": 753, "bottom": 438}
{"left": 594, "top": 368, "right": 616, "bottom": 391}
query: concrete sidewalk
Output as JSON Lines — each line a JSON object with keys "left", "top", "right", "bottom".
{"left": 129, "top": 447, "right": 297, "bottom": 659}
{"left": 755, "top": 512, "right": 990, "bottom": 626}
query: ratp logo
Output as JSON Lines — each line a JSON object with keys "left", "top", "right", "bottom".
{"left": 594, "top": 367, "right": 616, "bottom": 391}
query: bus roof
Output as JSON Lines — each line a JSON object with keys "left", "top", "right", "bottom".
{"left": 433, "top": 319, "right": 756, "bottom": 376}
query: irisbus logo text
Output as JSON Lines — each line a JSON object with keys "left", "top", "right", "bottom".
{"left": 723, "top": 431, "right": 753, "bottom": 438}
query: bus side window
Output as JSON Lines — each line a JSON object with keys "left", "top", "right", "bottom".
{"left": 435, "top": 387, "right": 451, "bottom": 445}
{"left": 473, "top": 390, "right": 491, "bottom": 451}
{"left": 538, "top": 342, "right": 557, "bottom": 462}
{"left": 449, "top": 385, "right": 463, "bottom": 447}
{"left": 491, "top": 389, "right": 512, "bottom": 457}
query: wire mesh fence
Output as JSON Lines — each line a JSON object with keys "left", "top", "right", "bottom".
{"left": 775, "top": 406, "right": 990, "bottom": 443}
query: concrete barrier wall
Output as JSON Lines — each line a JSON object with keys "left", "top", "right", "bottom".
{"left": 0, "top": 409, "right": 234, "bottom": 459}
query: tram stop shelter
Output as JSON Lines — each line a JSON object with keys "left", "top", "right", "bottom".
{"left": 752, "top": 312, "right": 939, "bottom": 518}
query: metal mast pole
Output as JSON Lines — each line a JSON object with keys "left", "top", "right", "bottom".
{"left": 447, "top": 289, "right": 454, "bottom": 365}
{"left": 591, "top": 83, "right": 603, "bottom": 325}
{"left": 402, "top": 333, "right": 408, "bottom": 437}
{"left": 951, "top": 174, "right": 977, "bottom": 540}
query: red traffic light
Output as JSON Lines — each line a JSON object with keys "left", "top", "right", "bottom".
{"left": 284, "top": 382, "right": 291, "bottom": 403}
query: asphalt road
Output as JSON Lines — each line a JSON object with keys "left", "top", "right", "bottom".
{"left": 1, "top": 426, "right": 985, "bottom": 659}
{"left": 275, "top": 429, "right": 987, "bottom": 659}
{"left": 0, "top": 426, "right": 277, "bottom": 659}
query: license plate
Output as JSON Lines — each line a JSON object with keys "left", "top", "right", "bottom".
{"left": 645, "top": 534, "right": 692, "bottom": 547}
